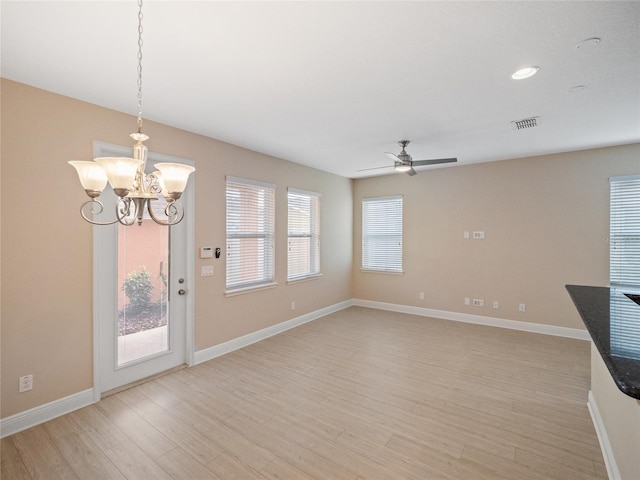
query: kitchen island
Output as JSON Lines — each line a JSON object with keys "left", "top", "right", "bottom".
{"left": 566, "top": 284, "right": 640, "bottom": 399}
{"left": 566, "top": 284, "right": 640, "bottom": 479}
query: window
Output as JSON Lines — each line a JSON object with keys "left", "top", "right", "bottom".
{"left": 362, "top": 195, "right": 403, "bottom": 272}
{"left": 610, "top": 175, "right": 640, "bottom": 288}
{"left": 609, "top": 175, "right": 640, "bottom": 359}
{"left": 288, "top": 188, "right": 321, "bottom": 281}
{"left": 226, "top": 177, "right": 275, "bottom": 292}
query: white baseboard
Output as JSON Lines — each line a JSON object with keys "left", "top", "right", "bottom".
{"left": 353, "top": 299, "right": 590, "bottom": 341}
{"left": 0, "top": 388, "right": 95, "bottom": 439}
{"left": 193, "top": 299, "right": 354, "bottom": 365}
{"left": 588, "top": 390, "right": 620, "bottom": 480}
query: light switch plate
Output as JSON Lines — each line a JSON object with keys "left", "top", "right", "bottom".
{"left": 201, "top": 265, "right": 214, "bottom": 276}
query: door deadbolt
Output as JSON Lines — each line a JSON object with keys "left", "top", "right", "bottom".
{"left": 178, "top": 278, "right": 185, "bottom": 284}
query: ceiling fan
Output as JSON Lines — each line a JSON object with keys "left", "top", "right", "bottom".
{"left": 361, "top": 140, "right": 457, "bottom": 176}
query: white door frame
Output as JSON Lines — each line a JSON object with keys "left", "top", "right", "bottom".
{"left": 92, "top": 141, "right": 195, "bottom": 401}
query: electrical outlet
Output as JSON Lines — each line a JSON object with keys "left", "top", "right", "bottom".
{"left": 473, "top": 299, "right": 484, "bottom": 307}
{"left": 493, "top": 301, "right": 499, "bottom": 309}
{"left": 464, "top": 297, "right": 470, "bottom": 305}
{"left": 291, "top": 301, "right": 296, "bottom": 311}
{"left": 473, "top": 231, "right": 485, "bottom": 239}
{"left": 519, "top": 303, "right": 526, "bottom": 312}
{"left": 419, "top": 292, "right": 425, "bottom": 300}
{"left": 19, "top": 374, "right": 33, "bottom": 393}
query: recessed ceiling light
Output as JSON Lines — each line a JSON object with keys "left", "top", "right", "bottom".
{"left": 511, "top": 66, "right": 540, "bottom": 80}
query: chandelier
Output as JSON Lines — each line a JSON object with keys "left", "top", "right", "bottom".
{"left": 69, "top": 0, "right": 194, "bottom": 226}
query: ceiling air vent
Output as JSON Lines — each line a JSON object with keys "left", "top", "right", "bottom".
{"left": 511, "top": 116, "right": 540, "bottom": 130}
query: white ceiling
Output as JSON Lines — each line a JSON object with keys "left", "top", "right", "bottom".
{"left": 2, "top": 1, "right": 639, "bottom": 178}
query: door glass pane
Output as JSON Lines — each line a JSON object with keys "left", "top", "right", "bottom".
{"left": 117, "top": 202, "right": 170, "bottom": 366}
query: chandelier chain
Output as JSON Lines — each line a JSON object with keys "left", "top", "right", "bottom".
{"left": 136, "top": 0, "right": 144, "bottom": 133}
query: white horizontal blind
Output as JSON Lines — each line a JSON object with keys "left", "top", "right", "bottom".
{"left": 226, "top": 177, "right": 275, "bottom": 290}
{"left": 610, "top": 290, "right": 640, "bottom": 360}
{"left": 610, "top": 175, "right": 640, "bottom": 287}
{"left": 610, "top": 176, "right": 640, "bottom": 360}
{"left": 362, "top": 195, "right": 403, "bottom": 272}
{"left": 288, "top": 189, "right": 320, "bottom": 281}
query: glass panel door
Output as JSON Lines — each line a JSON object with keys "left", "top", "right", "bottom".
{"left": 93, "top": 141, "right": 193, "bottom": 395}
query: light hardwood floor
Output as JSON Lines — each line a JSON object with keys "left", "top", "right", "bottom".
{"left": 2, "top": 307, "right": 607, "bottom": 479}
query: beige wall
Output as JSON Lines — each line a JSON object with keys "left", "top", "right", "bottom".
{"left": 2, "top": 77, "right": 639, "bottom": 429}
{"left": 353, "top": 144, "right": 640, "bottom": 329}
{"left": 591, "top": 343, "right": 640, "bottom": 479}
{"left": 191, "top": 131, "right": 354, "bottom": 350}
{"left": 0, "top": 79, "right": 353, "bottom": 417}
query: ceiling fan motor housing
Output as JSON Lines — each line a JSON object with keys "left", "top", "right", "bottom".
{"left": 397, "top": 140, "right": 412, "bottom": 164}
{"left": 398, "top": 152, "right": 411, "bottom": 164}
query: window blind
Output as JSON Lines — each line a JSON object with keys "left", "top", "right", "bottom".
{"left": 362, "top": 195, "right": 403, "bottom": 272}
{"left": 609, "top": 175, "right": 640, "bottom": 360}
{"left": 288, "top": 188, "right": 320, "bottom": 281}
{"left": 610, "top": 290, "right": 640, "bottom": 360}
{"left": 226, "top": 177, "right": 275, "bottom": 290}
{"left": 610, "top": 175, "right": 640, "bottom": 287}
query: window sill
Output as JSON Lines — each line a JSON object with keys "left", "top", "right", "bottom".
{"left": 287, "top": 273, "right": 323, "bottom": 285}
{"left": 225, "top": 282, "right": 278, "bottom": 297}
{"left": 360, "top": 269, "right": 404, "bottom": 275}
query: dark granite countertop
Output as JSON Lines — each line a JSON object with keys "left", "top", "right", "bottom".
{"left": 566, "top": 285, "right": 640, "bottom": 399}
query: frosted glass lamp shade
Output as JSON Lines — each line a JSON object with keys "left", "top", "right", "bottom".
{"left": 68, "top": 161, "right": 108, "bottom": 196}
{"left": 395, "top": 164, "right": 412, "bottom": 172}
{"left": 154, "top": 163, "right": 195, "bottom": 197}
{"left": 95, "top": 157, "right": 142, "bottom": 195}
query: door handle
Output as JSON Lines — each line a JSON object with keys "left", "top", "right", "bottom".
{"left": 178, "top": 289, "right": 186, "bottom": 295}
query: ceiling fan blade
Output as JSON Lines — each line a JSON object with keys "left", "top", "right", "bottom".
{"left": 385, "top": 152, "right": 401, "bottom": 162}
{"left": 411, "top": 157, "right": 457, "bottom": 166}
{"left": 407, "top": 168, "right": 417, "bottom": 176}
{"left": 357, "top": 165, "right": 394, "bottom": 172}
